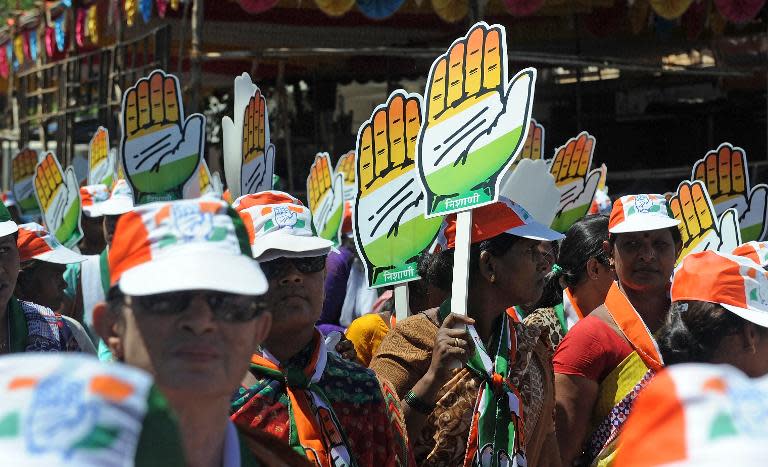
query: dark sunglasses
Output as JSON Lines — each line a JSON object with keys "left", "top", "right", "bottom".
{"left": 259, "top": 255, "right": 327, "bottom": 279}
{"left": 131, "top": 291, "right": 265, "bottom": 322}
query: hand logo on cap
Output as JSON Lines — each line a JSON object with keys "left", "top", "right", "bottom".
{"left": 34, "top": 153, "right": 83, "bottom": 248}
{"left": 88, "top": 126, "right": 114, "bottom": 188}
{"left": 335, "top": 150, "right": 357, "bottom": 202}
{"left": 121, "top": 70, "right": 204, "bottom": 203}
{"left": 417, "top": 22, "right": 536, "bottom": 216}
{"left": 669, "top": 180, "right": 741, "bottom": 264}
{"left": 12, "top": 148, "right": 39, "bottom": 213}
{"left": 239, "top": 90, "right": 275, "bottom": 196}
{"left": 549, "top": 132, "right": 601, "bottom": 232}
{"left": 273, "top": 206, "right": 299, "bottom": 228}
{"left": 356, "top": 91, "right": 443, "bottom": 286}
{"left": 692, "top": 143, "right": 768, "bottom": 242}
{"left": 308, "top": 153, "right": 344, "bottom": 245}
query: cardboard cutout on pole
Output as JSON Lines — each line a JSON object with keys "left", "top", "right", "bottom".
{"left": 335, "top": 150, "right": 357, "bottom": 202}
{"left": 88, "top": 126, "right": 115, "bottom": 188}
{"left": 669, "top": 179, "right": 741, "bottom": 265}
{"left": 33, "top": 152, "right": 83, "bottom": 248}
{"left": 691, "top": 142, "right": 768, "bottom": 242}
{"left": 12, "top": 148, "right": 40, "bottom": 214}
{"left": 307, "top": 153, "right": 344, "bottom": 247}
{"left": 222, "top": 73, "right": 275, "bottom": 198}
{"left": 119, "top": 69, "right": 205, "bottom": 204}
{"left": 416, "top": 22, "right": 536, "bottom": 218}
{"left": 549, "top": 131, "right": 601, "bottom": 233}
{"left": 353, "top": 90, "right": 443, "bottom": 291}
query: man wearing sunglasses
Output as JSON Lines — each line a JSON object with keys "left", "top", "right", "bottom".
{"left": 232, "top": 192, "right": 413, "bottom": 467}
{"left": 93, "top": 199, "right": 277, "bottom": 467}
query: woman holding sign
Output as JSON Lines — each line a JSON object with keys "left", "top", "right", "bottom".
{"left": 370, "top": 198, "right": 564, "bottom": 467}
{"left": 553, "top": 194, "right": 682, "bottom": 466}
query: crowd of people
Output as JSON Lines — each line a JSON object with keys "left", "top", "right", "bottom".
{"left": 2, "top": 168, "right": 768, "bottom": 467}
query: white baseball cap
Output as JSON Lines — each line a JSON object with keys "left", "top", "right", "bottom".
{"left": 233, "top": 191, "right": 334, "bottom": 262}
{"left": 17, "top": 223, "right": 86, "bottom": 264}
{"left": 608, "top": 194, "right": 680, "bottom": 234}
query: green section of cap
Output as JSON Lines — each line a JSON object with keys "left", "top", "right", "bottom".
{"left": 135, "top": 386, "right": 186, "bottom": 467}
{"left": 0, "top": 412, "right": 19, "bottom": 437}
{"left": 0, "top": 200, "right": 13, "bottom": 223}
{"left": 228, "top": 205, "right": 254, "bottom": 258}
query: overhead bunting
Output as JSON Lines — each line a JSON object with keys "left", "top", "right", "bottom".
{"left": 316, "top": 0, "right": 356, "bottom": 16}
{"left": 504, "top": 0, "right": 545, "bottom": 17}
{"left": 432, "top": 0, "right": 468, "bottom": 23}
{"left": 650, "top": 0, "right": 694, "bottom": 19}
{"left": 357, "top": 0, "right": 406, "bottom": 20}
{"left": 715, "top": 0, "right": 766, "bottom": 23}
{"left": 236, "top": 0, "right": 280, "bottom": 14}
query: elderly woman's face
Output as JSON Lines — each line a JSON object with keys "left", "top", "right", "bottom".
{"left": 495, "top": 237, "right": 549, "bottom": 306}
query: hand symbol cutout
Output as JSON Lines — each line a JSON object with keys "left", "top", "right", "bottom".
{"left": 669, "top": 180, "right": 741, "bottom": 265}
{"left": 12, "top": 148, "right": 39, "bottom": 213}
{"left": 34, "top": 153, "right": 83, "bottom": 248}
{"left": 308, "top": 153, "right": 344, "bottom": 245}
{"left": 120, "top": 69, "right": 204, "bottom": 203}
{"left": 223, "top": 73, "right": 275, "bottom": 198}
{"left": 88, "top": 126, "right": 114, "bottom": 187}
{"left": 692, "top": 143, "right": 768, "bottom": 242}
{"left": 417, "top": 22, "right": 536, "bottom": 216}
{"left": 336, "top": 150, "right": 357, "bottom": 202}
{"left": 508, "top": 119, "right": 544, "bottom": 173}
{"left": 356, "top": 91, "right": 443, "bottom": 287}
{"left": 549, "top": 132, "right": 601, "bottom": 232}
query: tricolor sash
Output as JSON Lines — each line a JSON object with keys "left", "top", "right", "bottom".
{"left": 249, "top": 330, "right": 357, "bottom": 467}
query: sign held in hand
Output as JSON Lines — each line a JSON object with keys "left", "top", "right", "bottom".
{"left": 416, "top": 22, "right": 536, "bottom": 218}
{"left": 88, "top": 126, "right": 115, "bottom": 188}
{"left": 669, "top": 180, "right": 741, "bottom": 265}
{"left": 307, "top": 153, "right": 344, "bottom": 246}
{"left": 120, "top": 69, "right": 205, "bottom": 204}
{"left": 354, "top": 90, "right": 443, "bottom": 288}
{"left": 691, "top": 143, "right": 768, "bottom": 242}
{"left": 222, "top": 73, "right": 275, "bottom": 198}
{"left": 549, "top": 131, "right": 601, "bottom": 232}
{"left": 12, "top": 148, "right": 40, "bottom": 214}
{"left": 34, "top": 152, "right": 83, "bottom": 248}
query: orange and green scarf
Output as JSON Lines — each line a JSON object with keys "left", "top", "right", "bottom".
{"left": 249, "top": 330, "right": 357, "bottom": 467}
{"left": 438, "top": 302, "right": 526, "bottom": 467}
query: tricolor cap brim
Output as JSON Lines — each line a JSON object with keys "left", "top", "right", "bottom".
{"left": 251, "top": 233, "right": 335, "bottom": 262}
{"left": 119, "top": 249, "right": 267, "bottom": 296}
{"left": 0, "top": 220, "right": 18, "bottom": 237}
{"left": 34, "top": 247, "right": 87, "bottom": 264}
{"left": 98, "top": 198, "right": 134, "bottom": 216}
{"left": 608, "top": 215, "right": 680, "bottom": 234}
{"left": 722, "top": 303, "right": 768, "bottom": 329}
{"left": 506, "top": 220, "right": 565, "bottom": 241}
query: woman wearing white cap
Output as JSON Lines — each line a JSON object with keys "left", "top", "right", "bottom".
{"left": 554, "top": 194, "right": 682, "bottom": 466}
{"left": 370, "top": 197, "right": 564, "bottom": 467}
{"left": 657, "top": 250, "right": 768, "bottom": 376}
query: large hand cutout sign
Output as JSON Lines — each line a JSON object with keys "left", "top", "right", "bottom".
{"left": 669, "top": 180, "right": 741, "bottom": 265}
{"left": 355, "top": 91, "right": 443, "bottom": 287}
{"left": 12, "top": 148, "right": 40, "bottom": 213}
{"left": 549, "top": 132, "right": 601, "bottom": 233}
{"left": 223, "top": 73, "right": 275, "bottom": 198}
{"left": 307, "top": 153, "right": 344, "bottom": 246}
{"left": 691, "top": 143, "right": 768, "bottom": 242}
{"left": 120, "top": 69, "right": 205, "bottom": 204}
{"left": 34, "top": 152, "right": 83, "bottom": 248}
{"left": 416, "top": 22, "right": 536, "bottom": 217}
{"left": 335, "top": 150, "right": 357, "bottom": 203}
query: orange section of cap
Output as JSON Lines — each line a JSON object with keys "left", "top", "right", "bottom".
{"left": 608, "top": 197, "right": 626, "bottom": 231}
{"left": 442, "top": 201, "right": 524, "bottom": 249}
{"left": 616, "top": 369, "right": 687, "bottom": 466}
{"left": 17, "top": 229, "right": 53, "bottom": 262}
{"left": 90, "top": 375, "right": 134, "bottom": 402}
{"left": 108, "top": 210, "right": 152, "bottom": 287}
{"left": 238, "top": 209, "right": 256, "bottom": 245}
{"left": 235, "top": 192, "right": 303, "bottom": 212}
{"left": 672, "top": 251, "right": 748, "bottom": 309}
{"left": 80, "top": 187, "right": 94, "bottom": 208}
{"left": 8, "top": 377, "right": 38, "bottom": 390}
{"left": 731, "top": 243, "right": 760, "bottom": 264}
